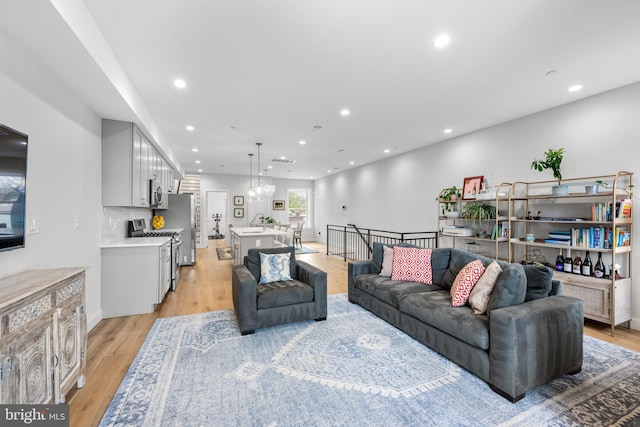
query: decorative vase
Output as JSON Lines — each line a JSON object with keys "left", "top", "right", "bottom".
{"left": 584, "top": 185, "right": 598, "bottom": 194}
{"left": 552, "top": 185, "right": 569, "bottom": 196}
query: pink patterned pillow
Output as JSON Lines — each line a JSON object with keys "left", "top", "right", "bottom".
{"left": 451, "top": 259, "right": 486, "bottom": 307}
{"left": 390, "top": 247, "right": 433, "bottom": 284}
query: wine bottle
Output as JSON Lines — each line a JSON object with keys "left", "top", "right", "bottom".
{"left": 563, "top": 255, "right": 573, "bottom": 273}
{"left": 556, "top": 251, "right": 564, "bottom": 272}
{"left": 582, "top": 251, "right": 592, "bottom": 276}
{"left": 593, "top": 252, "right": 606, "bottom": 278}
{"left": 572, "top": 252, "right": 582, "bottom": 274}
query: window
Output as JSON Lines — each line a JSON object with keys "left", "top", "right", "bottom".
{"left": 287, "top": 189, "right": 310, "bottom": 229}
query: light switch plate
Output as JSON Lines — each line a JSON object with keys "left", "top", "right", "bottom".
{"left": 28, "top": 217, "right": 39, "bottom": 234}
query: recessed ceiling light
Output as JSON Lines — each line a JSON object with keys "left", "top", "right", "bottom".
{"left": 195, "top": 160, "right": 201, "bottom": 164}
{"left": 197, "top": 169, "right": 203, "bottom": 172}
{"left": 299, "top": 140, "right": 306, "bottom": 145}
{"left": 280, "top": 156, "right": 286, "bottom": 160}
{"left": 349, "top": 161, "right": 355, "bottom": 165}
{"left": 268, "top": 165, "right": 273, "bottom": 169}
{"left": 174, "top": 79, "right": 186, "bottom": 88}
{"left": 340, "top": 109, "right": 350, "bottom": 116}
{"left": 384, "top": 149, "right": 390, "bottom": 154}
{"left": 434, "top": 34, "right": 451, "bottom": 48}
{"left": 186, "top": 125, "right": 195, "bottom": 131}
{"left": 568, "top": 84, "right": 583, "bottom": 92}
{"left": 444, "top": 129, "right": 453, "bottom": 134}
{"left": 310, "top": 176, "right": 314, "bottom": 179}
{"left": 327, "top": 170, "right": 332, "bottom": 173}
{"left": 192, "top": 148, "right": 199, "bottom": 152}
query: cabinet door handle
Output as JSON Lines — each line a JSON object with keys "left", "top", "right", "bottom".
{"left": 52, "top": 354, "right": 59, "bottom": 368}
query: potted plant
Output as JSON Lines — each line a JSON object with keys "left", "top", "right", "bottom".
{"left": 439, "top": 186, "right": 462, "bottom": 216}
{"left": 531, "top": 148, "right": 567, "bottom": 195}
{"left": 460, "top": 202, "right": 496, "bottom": 227}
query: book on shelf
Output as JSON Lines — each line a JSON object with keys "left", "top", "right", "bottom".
{"left": 544, "top": 239, "right": 570, "bottom": 246}
{"left": 619, "top": 198, "right": 632, "bottom": 218}
{"left": 591, "top": 202, "right": 613, "bottom": 221}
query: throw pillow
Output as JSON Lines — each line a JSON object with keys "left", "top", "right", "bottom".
{"left": 259, "top": 252, "right": 293, "bottom": 284}
{"left": 390, "top": 247, "right": 433, "bottom": 284}
{"left": 379, "top": 245, "right": 394, "bottom": 276}
{"left": 450, "top": 259, "right": 486, "bottom": 307}
{"left": 468, "top": 261, "right": 503, "bottom": 314}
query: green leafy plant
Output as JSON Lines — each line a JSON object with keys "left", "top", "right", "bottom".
{"left": 460, "top": 202, "right": 496, "bottom": 226}
{"left": 259, "top": 215, "right": 277, "bottom": 224}
{"left": 438, "top": 186, "right": 462, "bottom": 213}
{"left": 531, "top": 148, "right": 565, "bottom": 186}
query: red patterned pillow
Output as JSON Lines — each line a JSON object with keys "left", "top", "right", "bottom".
{"left": 390, "top": 247, "right": 433, "bottom": 284}
{"left": 451, "top": 259, "right": 486, "bottom": 307}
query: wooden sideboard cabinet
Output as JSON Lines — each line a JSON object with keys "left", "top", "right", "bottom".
{"left": 0, "top": 268, "right": 87, "bottom": 404}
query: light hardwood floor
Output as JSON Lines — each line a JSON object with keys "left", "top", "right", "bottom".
{"left": 68, "top": 240, "right": 640, "bottom": 426}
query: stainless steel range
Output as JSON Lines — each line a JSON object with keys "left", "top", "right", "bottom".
{"left": 128, "top": 219, "right": 183, "bottom": 290}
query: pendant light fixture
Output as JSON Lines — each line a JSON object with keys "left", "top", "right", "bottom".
{"left": 253, "top": 142, "right": 276, "bottom": 200}
{"left": 247, "top": 153, "right": 256, "bottom": 201}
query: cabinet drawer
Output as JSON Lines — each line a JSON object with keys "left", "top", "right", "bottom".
{"left": 6, "top": 294, "right": 53, "bottom": 334}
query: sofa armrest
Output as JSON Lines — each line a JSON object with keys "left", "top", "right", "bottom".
{"left": 232, "top": 264, "right": 259, "bottom": 333}
{"left": 296, "top": 260, "right": 328, "bottom": 319}
{"left": 488, "top": 295, "right": 583, "bottom": 401}
{"left": 348, "top": 261, "right": 374, "bottom": 300}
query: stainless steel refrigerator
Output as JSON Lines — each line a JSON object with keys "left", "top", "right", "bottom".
{"left": 163, "top": 193, "right": 196, "bottom": 265}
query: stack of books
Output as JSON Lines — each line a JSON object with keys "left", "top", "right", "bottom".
{"left": 544, "top": 230, "right": 571, "bottom": 246}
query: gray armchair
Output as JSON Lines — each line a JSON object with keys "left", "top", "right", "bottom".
{"left": 232, "top": 247, "right": 327, "bottom": 335}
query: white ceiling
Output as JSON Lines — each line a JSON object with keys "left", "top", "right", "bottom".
{"left": 3, "top": 1, "right": 640, "bottom": 180}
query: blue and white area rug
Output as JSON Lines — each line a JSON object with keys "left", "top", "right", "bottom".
{"left": 100, "top": 295, "right": 640, "bottom": 426}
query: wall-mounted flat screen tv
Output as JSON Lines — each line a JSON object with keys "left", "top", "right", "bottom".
{"left": 0, "top": 123, "right": 28, "bottom": 252}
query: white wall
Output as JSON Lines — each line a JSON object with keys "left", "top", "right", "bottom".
{"left": 315, "top": 81, "right": 640, "bottom": 326}
{"left": 0, "top": 31, "right": 103, "bottom": 329}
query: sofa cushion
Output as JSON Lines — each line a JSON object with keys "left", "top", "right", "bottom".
{"left": 486, "top": 263, "right": 527, "bottom": 316}
{"left": 391, "top": 247, "right": 433, "bottom": 284}
{"left": 379, "top": 245, "right": 394, "bottom": 276}
{"left": 523, "top": 264, "right": 554, "bottom": 301}
{"left": 398, "top": 291, "right": 490, "bottom": 350}
{"left": 371, "top": 242, "right": 420, "bottom": 274}
{"left": 430, "top": 248, "right": 452, "bottom": 286}
{"left": 354, "top": 274, "right": 439, "bottom": 308}
{"left": 259, "top": 252, "right": 293, "bottom": 284}
{"left": 450, "top": 259, "right": 485, "bottom": 306}
{"left": 468, "top": 261, "right": 503, "bottom": 314}
{"left": 256, "top": 279, "right": 314, "bottom": 309}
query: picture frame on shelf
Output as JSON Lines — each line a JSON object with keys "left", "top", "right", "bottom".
{"left": 273, "top": 200, "right": 285, "bottom": 210}
{"left": 234, "top": 208, "right": 244, "bottom": 218}
{"left": 234, "top": 196, "right": 244, "bottom": 206}
{"left": 462, "top": 176, "right": 484, "bottom": 200}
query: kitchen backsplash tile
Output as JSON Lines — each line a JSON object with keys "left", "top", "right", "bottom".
{"left": 102, "top": 207, "right": 152, "bottom": 240}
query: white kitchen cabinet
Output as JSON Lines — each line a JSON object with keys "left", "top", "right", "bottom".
{"left": 102, "top": 119, "right": 173, "bottom": 208}
{"left": 0, "top": 268, "right": 87, "bottom": 404}
{"left": 101, "top": 239, "right": 172, "bottom": 318}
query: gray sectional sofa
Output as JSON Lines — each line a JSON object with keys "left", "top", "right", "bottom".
{"left": 348, "top": 242, "right": 584, "bottom": 402}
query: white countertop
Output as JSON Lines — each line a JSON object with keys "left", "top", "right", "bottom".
{"left": 231, "top": 227, "right": 286, "bottom": 237}
{"left": 101, "top": 236, "right": 172, "bottom": 248}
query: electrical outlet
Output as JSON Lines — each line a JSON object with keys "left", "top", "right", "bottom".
{"left": 74, "top": 216, "right": 80, "bottom": 230}
{"left": 255, "top": 239, "right": 261, "bottom": 247}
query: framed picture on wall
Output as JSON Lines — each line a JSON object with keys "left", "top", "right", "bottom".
{"left": 273, "top": 200, "right": 285, "bottom": 210}
{"left": 462, "top": 176, "right": 484, "bottom": 200}
{"left": 234, "top": 195, "right": 244, "bottom": 206}
{"left": 234, "top": 208, "right": 244, "bottom": 218}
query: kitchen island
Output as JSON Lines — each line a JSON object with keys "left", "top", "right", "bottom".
{"left": 230, "top": 227, "right": 287, "bottom": 265}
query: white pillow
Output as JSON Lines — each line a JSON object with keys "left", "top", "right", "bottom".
{"left": 468, "top": 261, "right": 503, "bottom": 314}
{"left": 259, "top": 252, "right": 292, "bottom": 284}
{"left": 379, "top": 246, "right": 394, "bottom": 276}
